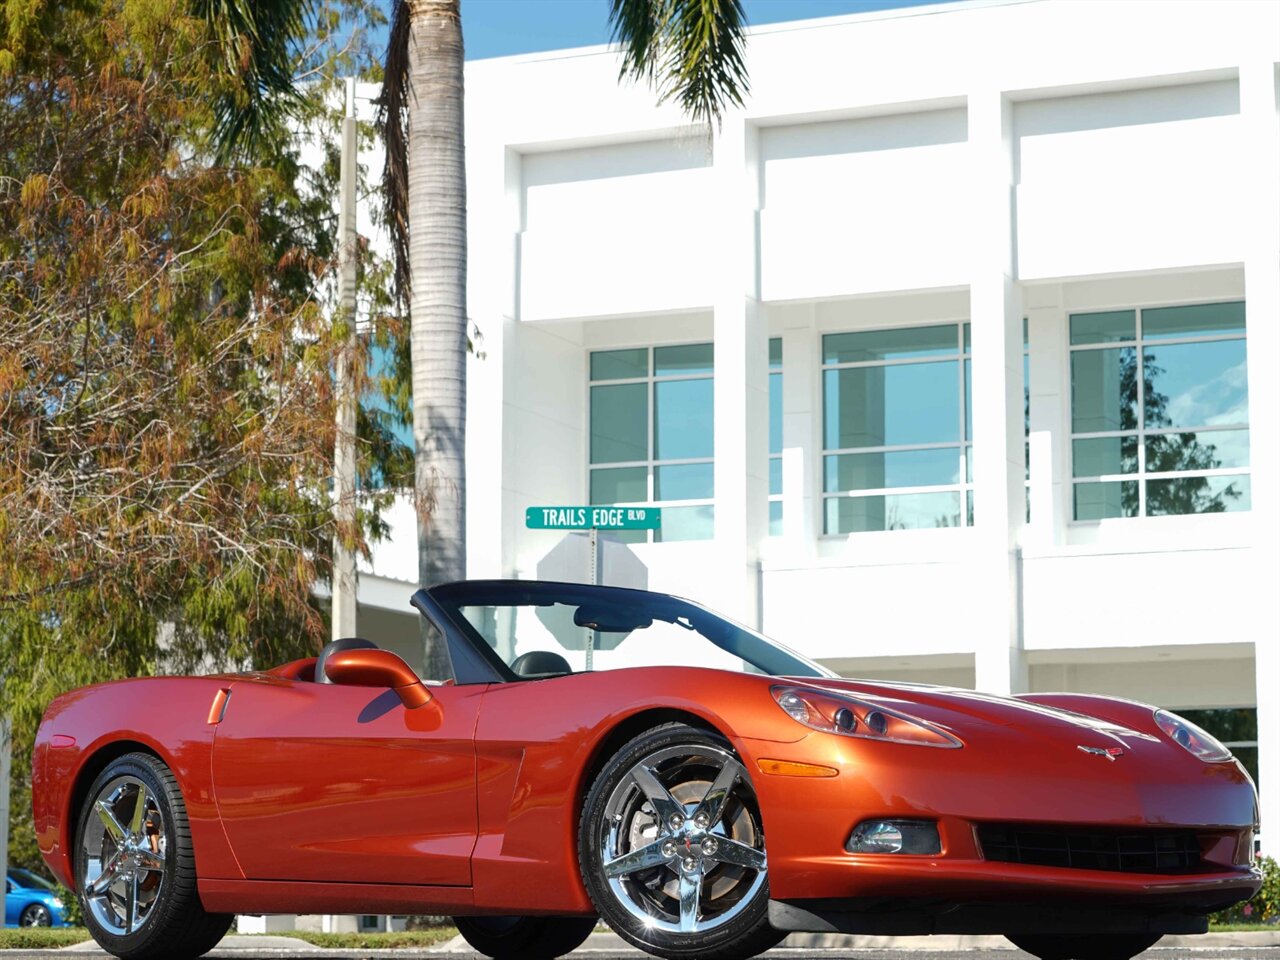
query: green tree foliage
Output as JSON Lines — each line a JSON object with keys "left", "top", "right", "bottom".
{"left": 0, "top": 0, "right": 402, "bottom": 871}
{"left": 608, "top": 0, "right": 749, "bottom": 130}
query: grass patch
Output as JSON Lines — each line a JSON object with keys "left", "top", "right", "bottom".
{"left": 0, "top": 927, "right": 92, "bottom": 948}
{"left": 1208, "top": 923, "right": 1280, "bottom": 933}
{"left": 263, "top": 928, "right": 459, "bottom": 948}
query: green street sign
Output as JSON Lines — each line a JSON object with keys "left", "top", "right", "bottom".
{"left": 526, "top": 505, "right": 662, "bottom": 531}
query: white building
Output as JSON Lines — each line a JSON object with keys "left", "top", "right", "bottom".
{"left": 355, "top": 0, "right": 1279, "bottom": 852}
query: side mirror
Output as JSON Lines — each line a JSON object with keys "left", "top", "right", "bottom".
{"left": 323, "top": 648, "right": 434, "bottom": 709}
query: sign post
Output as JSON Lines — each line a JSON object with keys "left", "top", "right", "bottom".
{"left": 525, "top": 506, "right": 662, "bottom": 669}
{"left": 1, "top": 715, "right": 10, "bottom": 889}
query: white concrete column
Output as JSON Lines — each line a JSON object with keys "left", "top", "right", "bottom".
{"left": 712, "top": 116, "right": 768, "bottom": 624}
{"left": 465, "top": 143, "right": 518, "bottom": 579}
{"left": 968, "top": 89, "right": 1027, "bottom": 695}
{"left": 1241, "top": 60, "right": 1280, "bottom": 853}
{"left": 1025, "top": 286, "right": 1069, "bottom": 549}
{"left": 780, "top": 315, "right": 818, "bottom": 548}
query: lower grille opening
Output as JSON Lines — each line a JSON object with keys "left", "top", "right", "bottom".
{"left": 977, "top": 823, "right": 1202, "bottom": 874}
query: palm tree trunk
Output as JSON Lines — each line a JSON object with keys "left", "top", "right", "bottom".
{"left": 407, "top": 0, "right": 466, "bottom": 679}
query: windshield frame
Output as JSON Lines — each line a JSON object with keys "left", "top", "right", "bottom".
{"left": 417, "top": 579, "right": 834, "bottom": 684}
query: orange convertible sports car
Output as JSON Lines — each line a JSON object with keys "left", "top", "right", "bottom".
{"left": 33, "top": 580, "right": 1260, "bottom": 960}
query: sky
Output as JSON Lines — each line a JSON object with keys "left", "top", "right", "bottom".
{"left": 456, "top": 0, "right": 950, "bottom": 61}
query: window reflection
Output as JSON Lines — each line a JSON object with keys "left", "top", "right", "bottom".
{"left": 824, "top": 362, "right": 960, "bottom": 449}
{"left": 1068, "top": 301, "right": 1249, "bottom": 519}
{"left": 821, "top": 324, "right": 970, "bottom": 534}
{"left": 826, "top": 491, "right": 962, "bottom": 533}
{"left": 653, "top": 379, "right": 713, "bottom": 460}
{"left": 768, "top": 339, "right": 783, "bottom": 536}
{"left": 588, "top": 343, "right": 715, "bottom": 542}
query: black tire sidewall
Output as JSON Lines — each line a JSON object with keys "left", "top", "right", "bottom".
{"left": 453, "top": 915, "right": 597, "bottom": 959}
{"left": 578, "top": 724, "right": 779, "bottom": 960}
{"left": 1007, "top": 934, "right": 1164, "bottom": 960}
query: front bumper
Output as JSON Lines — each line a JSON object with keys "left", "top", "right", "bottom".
{"left": 738, "top": 731, "right": 1261, "bottom": 914}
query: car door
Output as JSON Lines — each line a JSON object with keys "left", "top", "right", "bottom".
{"left": 4, "top": 877, "right": 15, "bottom": 926}
{"left": 210, "top": 674, "right": 485, "bottom": 886}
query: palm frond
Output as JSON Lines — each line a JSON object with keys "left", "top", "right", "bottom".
{"left": 376, "top": 0, "right": 411, "bottom": 310}
{"left": 609, "top": 0, "right": 749, "bottom": 129}
{"left": 193, "top": 0, "right": 312, "bottom": 163}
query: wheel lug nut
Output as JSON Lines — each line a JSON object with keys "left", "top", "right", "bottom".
{"left": 661, "top": 841, "right": 676, "bottom": 857}
{"left": 703, "top": 837, "right": 718, "bottom": 855}
{"left": 695, "top": 813, "right": 709, "bottom": 828}
{"left": 669, "top": 814, "right": 684, "bottom": 830}
{"left": 683, "top": 857, "right": 697, "bottom": 872}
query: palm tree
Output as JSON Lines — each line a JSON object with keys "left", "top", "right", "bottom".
{"left": 380, "top": 0, "right": 749, "bottom": 678}
{"left": 192, "top": 0, "right": 310, "bottom": 162}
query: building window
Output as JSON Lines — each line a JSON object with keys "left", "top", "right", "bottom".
{"left": 1068, "top": 301, "right": 1249, "bottom": 520}
{"left": 769, "top": 338, "right": 782, "bottom": 537}
{"left": 821, "top": 323, "right": 971, "bottom": 534}
{"left": 1174, "top": 708, "right": 1258, "bottom": 788}
{"left": 589, "top": 344, "right": 714, "bottom": 542}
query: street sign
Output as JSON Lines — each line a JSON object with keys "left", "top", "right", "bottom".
{"left": 525, "top": 505, "right": 661, "bottom": 531}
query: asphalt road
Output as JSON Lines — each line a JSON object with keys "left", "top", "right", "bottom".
{"left": 3, "top": 947, "right": 1280, "bottom": 960}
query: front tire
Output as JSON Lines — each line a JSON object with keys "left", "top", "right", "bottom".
{"left": 579, "top": 723, "right": 783, "bottom": 960}
{"left": 453, "top": 915, "right": 597, "bottom": 959}
{"left": 20, "top": 903, "right": 53, "bottom": 927}
{"left": 74, "top": 752, "right": 232, "bottom": 959}
{"left": 1008, "top": 934, "right": 1163, "bottom": 960}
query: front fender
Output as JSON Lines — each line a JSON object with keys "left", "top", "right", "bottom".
{"left": 33, "top": 676, "right": 244, "bottom": 889}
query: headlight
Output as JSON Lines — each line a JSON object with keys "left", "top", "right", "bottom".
{"left": 772, "top": 685, "right": 961, "bottom": 748}
{"left": 51, "top": 898, "right": 63, "bottom": 908}
{"left": 1154, "top": 709, "right": 1232, "bottom": 762}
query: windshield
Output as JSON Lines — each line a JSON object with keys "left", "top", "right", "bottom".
{"left": 8, "top": 868, "right": 55, "bottom": 891}
{"left": 429, "top": 581, "right": 833, "bottom": 680}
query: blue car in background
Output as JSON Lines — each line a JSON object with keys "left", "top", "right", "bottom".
{"left": 4, "top": 868, "right": 68, "bottom": 927}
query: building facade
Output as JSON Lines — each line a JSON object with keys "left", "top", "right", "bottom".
{"left": 354, "top": 0, "right": 1280, "bottom": 850}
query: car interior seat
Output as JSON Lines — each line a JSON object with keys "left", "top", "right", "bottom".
{"left": 509, "top": 649, "right": 572, "bottom": 678}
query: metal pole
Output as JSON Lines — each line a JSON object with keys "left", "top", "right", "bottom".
{"left": 1, "top": 716, "right": 11, "bottom": 882}
{"left": 332, "top": 77, "right": 359, "bottom": 644}
{"left": 586, "top": 527, "right": 598, "bottom": 672}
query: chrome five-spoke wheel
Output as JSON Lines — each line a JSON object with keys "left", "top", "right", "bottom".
{"left": 601, "top": 744, "right": 766, "bottom": 933}
{"left": 581, "top": 724, "right": 783, "bottom": 960}
{"left": 81, "top": 775, "right": 167, "bottom": 935}
{"left": 74, "top": 752, "right": 232, "bottom": 960}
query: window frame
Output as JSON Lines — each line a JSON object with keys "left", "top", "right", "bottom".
{"left": 768, "top": 337, "right": 783, "bottom": 537}
{"left": 1066, "top": 299, "right": 1249, "bottom": 522}
{"left": 818, "top": 320, "right": 973, "bottom": 536}
{"left": 586, "top": 341, "right": 715, "bottom": 543}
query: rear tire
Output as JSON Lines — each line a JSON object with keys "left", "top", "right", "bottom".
{"left": 1008, "top": 934, "right": 1163, "bottom": 960}
{"left": 74, "top": 752, "right": 233, "bottom": 959}
{"left": 453, "top": 915, "right": 597, "bottom": 959}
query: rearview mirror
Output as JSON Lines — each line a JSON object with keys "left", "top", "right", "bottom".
{"left": 573, "top": 604, "right": 652, "bottom": 634}
{"left": 323, "top": 648, "right": 434, "bottom": 709}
